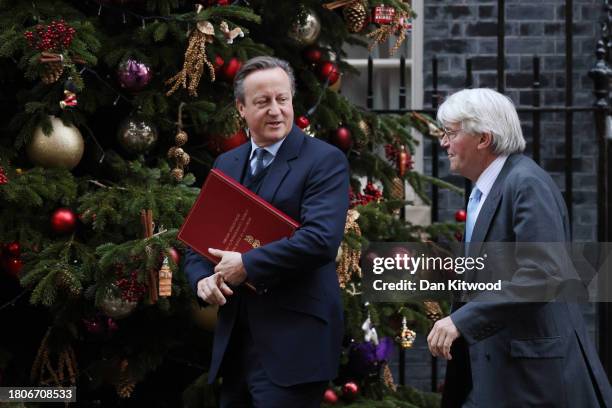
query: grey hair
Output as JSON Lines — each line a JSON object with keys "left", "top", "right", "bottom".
{"left": 437, "top": 88, "right": 526, "bottom": 155}
{"left": 233, "top": 56, "right": 296, "bottom": 103}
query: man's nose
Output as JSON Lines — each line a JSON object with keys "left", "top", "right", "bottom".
{"left": 439, "top": 136, "right": 449, "bottom": 149}
{"left": 267, "top": 100, "right": 281, "bottom": 115}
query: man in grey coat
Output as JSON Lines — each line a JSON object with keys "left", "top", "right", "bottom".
{"left": 427, "top": 88, "right": 612, "bottom": 407}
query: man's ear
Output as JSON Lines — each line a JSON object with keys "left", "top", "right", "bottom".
{"left": 477, "top": 131, "right": 493, "bottom": 150}
{"left": 236, "top": 99, "right": 245, "bottom": 118}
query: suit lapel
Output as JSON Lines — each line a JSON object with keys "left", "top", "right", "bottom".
{"left": 257, "top": 125, "right": 304, "bottom": 203}
{"left": 222, "top": 142, "right": 251, "bottom": 182}
{"left": 468, "top": 154, "right": 520, "bottom": 256}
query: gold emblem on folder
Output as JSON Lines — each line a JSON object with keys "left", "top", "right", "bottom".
{"left": 244, "top": 235, "right": 261, "bottom": 248}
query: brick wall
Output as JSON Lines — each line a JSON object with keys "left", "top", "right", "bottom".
{"left": 393, "top": 0, "right": 603, "bottom": 391}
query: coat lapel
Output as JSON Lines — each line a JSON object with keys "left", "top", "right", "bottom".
{"left": 222, "top": 141, "right": 251, "bottom": 182}
{"left": 257, "top": 125, "right": 304, "bottom": 203}
{"left": 467, "top": 154, "right": 520, "bottom": 256}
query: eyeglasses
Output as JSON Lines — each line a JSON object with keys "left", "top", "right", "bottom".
{"left": 441, "top": 126, "right": 462, "bottom": 142}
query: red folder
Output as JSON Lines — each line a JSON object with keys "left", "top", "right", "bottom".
{"left": 178, "top": 168, "right": 300, "bottom": 267}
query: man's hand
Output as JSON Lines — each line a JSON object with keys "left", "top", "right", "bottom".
{"left": 209, "top": 248, "right": 247, "bottom": 286}
{"left": 196, "top": 273, "right": 233, "bottom": 305}
{"left": 427, "top": 315, "right": 461, "bottom": 360}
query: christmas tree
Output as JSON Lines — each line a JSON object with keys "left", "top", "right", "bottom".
{"left": 0, "top": 0, "right": 459, "bottom": 406}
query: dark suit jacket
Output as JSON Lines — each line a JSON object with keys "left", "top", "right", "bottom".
{"left": 443, "top": 154, "right": 612, "bottom": 408}
{"left": 184, "top": 125, "right": 349, "bottom": 387}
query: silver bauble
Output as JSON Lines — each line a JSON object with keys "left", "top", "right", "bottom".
{"left": 27, "top": 116, "right": 84, "bottom": 169}
{"left": 288, "top": 9, "right": 321, "bottom": 46}
{"left": 117, "top": 116, "right": 158, "bottom": 154}
{"left": 100, "top": 287, "right": 137, "bottom": 319}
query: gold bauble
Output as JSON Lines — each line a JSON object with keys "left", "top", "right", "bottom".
{"left": 192, "top": 302, "right": 218, "bottom": 331}
{"left": 288, "top": 8, "right": 321, "bottom": 45}
{"left": 27, "top": 116, "right": 84, "bottom": 170}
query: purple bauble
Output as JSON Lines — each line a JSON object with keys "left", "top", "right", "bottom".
{"left": 347, "top": 337, "right": 394, "bottom": 377}
{"left": 117, "top": 58, "right": 153, "bottom": 92}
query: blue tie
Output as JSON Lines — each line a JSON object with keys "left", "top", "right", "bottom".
{"left": 465, "top": 187, "right": 482, "bottom": 244}
{"left": 251, "top": 148, "right": 267, "bottom": 177}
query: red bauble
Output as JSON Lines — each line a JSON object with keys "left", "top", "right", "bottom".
{"left": 168, "top": 247, "right": 181, "bottom": 265}
{"left": 5, "top": 241, "right": 20, "bottom": 257}
{"left": 323, "top": 388, "right": 338, "bottom": 404}
{"left": 50, "top": 208, "right": 77, "bottom": 234}
{"left": 206, "top": 129, "right": 249, "bottom": 156}
{"left": 214, "top": 55, "right": 225, "bottom": 75}
{"left": 303, "top": 47, "right": 323, "bottom": 63}
{"left": 331, "top": 126, "right": 352, "bottom": 152}
{"left": 222, "top": 58, "right": 242, "bottom": 81}
{"left": 202, "top": 0, "right": 229, "bottom": 5}
{"left": 342, "top": 381, "right": 359, "bottom": 400}
{"left": 318, "top": 61, "right": 340, "bottom": 86}
{"left": 0, "top": 166, "right": 8, "bottom": 184}
{"left": 4, "top": 257, "right": 23, "bottom": 277}
{"left": 296, "top": 116, "right": 310, "bottom": 129}
{"left": 397, "top": 145, "right": 412, "bottom": 177}
{"left": 455, "top": 209, "right": 467, "bottom": 222}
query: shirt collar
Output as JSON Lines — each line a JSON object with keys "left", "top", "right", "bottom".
{"left": 249, "top": 135, "right": 287, "bottom": 160}
{"left": 474, "top": 155, "right": 508, "bottom": 197}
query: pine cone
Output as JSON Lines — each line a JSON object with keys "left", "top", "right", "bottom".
{"left": 175, "top": 130, "right": 189, "bottom": 146}
{"left": 344, "top": 1, "right": 368, "bottom": 33}
{"left": 354, "top": 119, "right": 371, "bottom": 150}
{"left": 383, "top": 362, "right": 397, "bottom": 391}
{"left": 57, "top": 271, "right": 81, "bottom": 297}
{"left": 423, "top": 301, "right": 443, "bottom": 321}
{"left": 171, "top": 168, "right": 184, "bottom": 181}
{"left": 167, "top": 146, "right": 178, "bottom": 160}
{"left": 178, "top": 152, "right": 190, "bottom": 166}
{"left": 390, "top": 177, "right": 405, "bottom": 200}
{"left": 41, "top": 61, "right": 64, "bottom": 84}
{"left": 173, "top": 147, "right": 185, "bottom": 160}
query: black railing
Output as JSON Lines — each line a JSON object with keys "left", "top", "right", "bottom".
{"left": 362, "top": 0, "right": 612, "bottom": 390}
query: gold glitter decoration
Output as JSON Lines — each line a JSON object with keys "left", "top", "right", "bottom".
{"left": 165, "top": 5, "right": 215, "bottom": 97}
{"left": 337, "top": 209, "right": 362, "bottom": 289}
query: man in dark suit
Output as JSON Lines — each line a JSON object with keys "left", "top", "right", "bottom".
{"left": 427, "top": 88, "right": 612, "bottom": 407}
{"left": 184, "top": 56, "right": 349, "bottom": 407}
